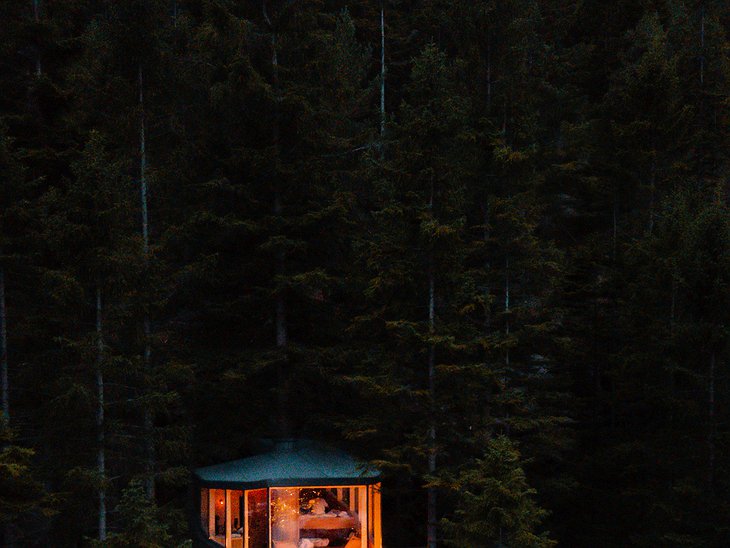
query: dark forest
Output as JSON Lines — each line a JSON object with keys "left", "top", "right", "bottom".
{"left": 1, "top": 0, "right": 729, "bottom": 546}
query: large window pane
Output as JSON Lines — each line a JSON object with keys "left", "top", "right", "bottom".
{"left": 230, "top": 490, "right": 244, "bottom": 547}
{"left": 201, "top": 485, "right": 375, "bottom": 547}
{"left": 247, "top": 488, "right": 268, "bottom": 548}
{"left": 209, "top": 488, "right": 226, "bottom": 546}
{"left": 271, "top": 488, "right": 299, "bottom": 547}
{"left": 298, "top": 487, "right": 366, "bottom": 548}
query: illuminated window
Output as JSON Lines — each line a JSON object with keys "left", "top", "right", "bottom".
{"left": 247, "top": 488, "right": 268, "bottom": 548}
{"left": 207, "top": 488, "right": 226, "bottom": 546}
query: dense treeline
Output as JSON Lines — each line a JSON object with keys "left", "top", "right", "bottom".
{"left": 0, "top": 0, "right": 728, "bottom": 546}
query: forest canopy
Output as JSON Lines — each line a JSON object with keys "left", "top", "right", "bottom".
{"left": 0, "top": 0, "right": 729, "bottom": 546}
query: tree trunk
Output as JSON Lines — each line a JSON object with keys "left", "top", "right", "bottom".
{"left": 504, "top": 256, "right": 510, "bottom": 368}
{"left": 265, "top": 3, "right": 290, "bottom": 438}
{"left": 95, "top": 285, "right": 106, "bottom": 541}
{"left": 139, "top": 65, "right": 155, "bottom": 500}
{"left": 483, "top": 203, "right": 491, "bottom": 333}
{"left": 272, "top": 35, "right": 284, "bottom": 352}
{"left": 669, "top": 275, "right": 676, "bottom": 396}
{"left": 139, "top": 66, "right": 150, "bottom": 256}
{"left": 275, "top": 191, "right": 289, "bottom": 438}
{"left": 708, "top": 350, "right": 715, "bottom": 493}
{"left": 481, "top": 204, "right": 493, "bottom": 424}
{"left": 648, "top": 154, "right": 656, "bottom": 235}
{"left": 380, "top": 2, "right": 386, "bottom": 138}
{"left": 612, "top": 197, "right": 617, "bottom": 263}
{"left": 486, "top": 31, "right": 491, "bottom": 111}
{"left": 0, "top": 265, "right": 12, "bottom": 548}
{"left": 426, "top": 271, "right": 437, "bottom": 548}
{"left": 697, "top": 4, "right": 706, "bottom": 184}
{"left": 33, "top": 0, "right": 41, "bottom": 76}
{"left": 0, "top": 267, "right": 8, "bottom": 421}
{"left": 699, "top": 4, "right": 705, "bottom": 87}
{"left": 426, "top": 180, "right": 437, "bottom": 548}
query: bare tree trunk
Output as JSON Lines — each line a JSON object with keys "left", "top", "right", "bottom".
{"left": 380, "top": 2, "right": 386, "bottom": 138}
{"left": 505, "top": 256, "right": 510, "bottom": 368}
{"left": 486, "top": 31, "right": 491, "bottom": 111}
{"left": 697, "top": 4, "right": 706, "bottom": 185}
{"left": 275, "top": 189, "right": 289, "bottom": 438}
{"left": 612, "top": 197, "right": 617, "bottom": 263}
{"left": 95, "top": 286, "right": 106, "bottom": 541}
{"left": 265, "top": 2, "right": 289, "bottom": 437}
{"left": 139, "top": 65, "right": 155, "bottom": 500}
{"left": 426, "top": 179, "right": 437, "bottom": 548}
{"left": 272, "top": 35, "right": 284, "bottom": 352}
{"left": 0, "top": 266, "right": 13, "bottom": 548}
{"left": 426, "top": 270, "right": 437, "bottom": 548}
{"left": 33, "top": 0, "right": 41, "bottom": 76}
{"left": 648, "top": 154, "right": 656, "bottom": 235}
{"left": 699, "top": 4, "right": 705, "bottom": 87}
{"left": 139, "top": 67, "right": 149, "bottom": 256}
{"left": 0, "top": 267, "right": 8, "bottom": 421}
{"left": 483, "top": 203, "right": 491, "bottom": 333}
{"left": 708, "top": 350, "right": 716, "bottom": 492}
{"left": 502, "top": 97, "right": 507, "bottom": 135}
{"left": 669, "top": 275, "right": 676, "bottom": 395}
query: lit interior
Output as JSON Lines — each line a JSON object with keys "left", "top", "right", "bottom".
{"left": 200, "top": 484, "right": 382, "bottom": 548}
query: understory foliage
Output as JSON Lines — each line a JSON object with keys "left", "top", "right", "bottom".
{"left": 0, "top": 1, "right": 729, "bottom": 546}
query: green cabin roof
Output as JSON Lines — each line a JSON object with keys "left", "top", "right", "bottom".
{"left": 193, "top": 440, "right": 380, "bottom": 489}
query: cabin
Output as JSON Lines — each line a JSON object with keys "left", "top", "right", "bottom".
{"left": 193, "top": 440, "right": 382, "bottom": 548}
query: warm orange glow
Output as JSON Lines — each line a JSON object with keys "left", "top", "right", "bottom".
{"left": 201, "top": 484, "right": 382, "bottom": 547}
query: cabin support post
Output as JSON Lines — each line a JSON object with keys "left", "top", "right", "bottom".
{"left": 359, "top": 486, "right": 367, "bottom": 542}
{"left": 373, "top": 483, "right": 382, "bottom": 548}
{"left": 244, "top": 490, "right": 250, "bottom": 548}
{"left": 225, "top": 489, "right": 232, "bottom": 548}
{"left": 267, "top": 487, "right": 272, "bottom": 548}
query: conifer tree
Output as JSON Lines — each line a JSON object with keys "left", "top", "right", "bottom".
{"left": 352, "top": 43, "right": 475, "bottom": 546}
{"left": 95, "top": 478, "right": 171, "bottom": 548}
{"left": 0, "top": 1, "right": 729, "bottom": 545}
{"left": 0, "top": 128, "right": 25, "bottom": 422}
{"left": 35, "top": 130, "right": 137, "bottom": 542}
{"left": 441, "top": 436, "right": 555, "bottom": 548}
{"left": 0, "top": 419, "right": 50, "bottom": 545}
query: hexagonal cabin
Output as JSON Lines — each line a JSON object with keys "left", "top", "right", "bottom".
{"left": 193, "top": 440, "right": 382, "bottom": 548}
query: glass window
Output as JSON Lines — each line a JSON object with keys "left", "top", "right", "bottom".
{"left": 229, "top": 490, "right": 244, "bottom": 547}
{"left": 209, "top": 488, "right": 226, "bottom": 546}
{"left": 247, "top": 488, "right": 268, "bottom": 548}
{"left": 199, "top": 485, "right": 374, "bottom": 547}
{"left": 270, "top": 486, "right": 366, "bottom": 548}
{"left": 271, "top": 487, "right": 299, "bottom": 546}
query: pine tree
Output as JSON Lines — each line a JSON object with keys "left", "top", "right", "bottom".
{"left": 0, "top": 419, "right": 50, "bottom": 545}
{"left": 34, "top": 129, "right": 138, "bottom": 542}
{"left": 351, "top": 43, "right": 476, "bottom": 546}
{"left": 0, "top": 127, "right": 25, "bottom": 422}
{"left": 94, "top": 478, "right": 171, "bottom": 548}
{"left": 441, "top": 436, "right": 555, "bottom": 548}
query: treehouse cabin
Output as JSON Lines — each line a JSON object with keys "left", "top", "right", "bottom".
{"left": 193, "top": 440, "right": 382, "bottom": 548}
